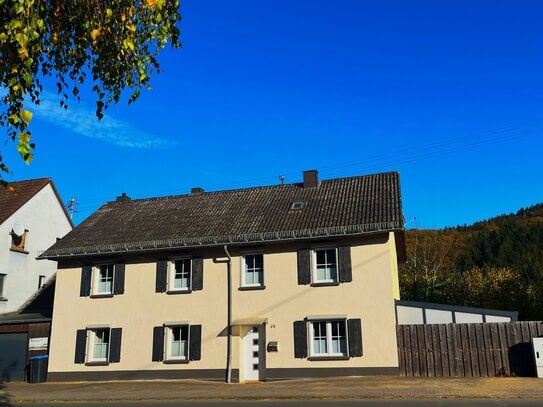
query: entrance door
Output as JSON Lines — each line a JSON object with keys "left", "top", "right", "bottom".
{"left": 243, "top": 325, "right": 262, "bottom": 381}
{"left": 0, "top": 333, "right": 28, "bottom": 382}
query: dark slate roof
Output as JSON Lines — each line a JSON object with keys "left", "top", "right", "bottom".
{"left": 0, "top": 177, "right": 74, "bottom": 227}
{"left": 41, "top": 172, "right": 404, "bottom": 259}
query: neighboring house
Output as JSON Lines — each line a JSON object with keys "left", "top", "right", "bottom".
{"left": 41, "top": 170, "right": 406, "bottom": 382}
{"left": 0, "top": 178, "right": 73, "bottom": 314}
{"left": 395, "top": 300, "right": 518, "bottom": 325}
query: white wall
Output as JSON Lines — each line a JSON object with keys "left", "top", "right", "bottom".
{"left": 0, "top": 183, "right": 72, "bottom": 313}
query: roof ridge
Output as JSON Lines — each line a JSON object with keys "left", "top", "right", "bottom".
{"left": 107, "top": 171, "right": 398, "bottom": 204}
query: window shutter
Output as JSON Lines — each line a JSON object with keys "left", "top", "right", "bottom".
{"left": 109, "top": 328, "right": 122, "bottom": 363}
{"left": 189, "top": 324, "right": 202, "bottom": 361}
{"left": 348, "top": 318, "right": 363, "bottom": 357}
{"left": 152, "top": 326, "right": 164, "bottom": 362}
{"left": 155, "top": 260, "right": 167, "bottom": 293}
{"left": 293, "top": 320, "right": 308, "bottom": 358}
{"left": 113, "top": 263, "right": 125, "bottom": 295}
{"left": 297, "top": 249, "right": 311, "bottom": 285}
{"left": 74, "top": 329, "right": 87, "bottom": 364}
{"left": 80, "top": 266, "right": 92, "bottom": 297}
{"left": 338, "top": 246, "right": 352, "bottom": 283}
{"left": 192, "top": 257, "right": 204, "bottom": 291}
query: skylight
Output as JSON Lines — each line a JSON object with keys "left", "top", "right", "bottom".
{"left": 291, "top": 202, "right": 304, "bottom": 210}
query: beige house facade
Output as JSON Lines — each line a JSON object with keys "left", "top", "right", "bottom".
{"left": 42, "top": 170, "right": 405, "bottom": 382}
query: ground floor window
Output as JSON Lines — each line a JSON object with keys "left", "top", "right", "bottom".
{"left": 166, "top": 325, "right": 189, "bottom": 360}
{"left": 309, "top": 320, "right": 347, "bottom": 357}
{"left": 89, "top": 328, "right": 110, "bottom": 362}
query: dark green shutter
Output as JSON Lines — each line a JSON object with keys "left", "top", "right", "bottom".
{"left": 293, "top": 320, "right": 307, "bottom": 358}
{"left": 109, "top": 328, "right": 122, "bottom": 363}
{"left": 348, "top": 318, "right": 363, "bottom": 357}
{"left": 80, "top": 266, "right": 92, "bottom": 297}
{"left": 338, "top": 246, "right": 352, "bottom": 283}
{"left": 113, "top": 263, "right": 125, "bottom": 295}
{"left": 155, "top": 260, "right": 167, "bottom": 293}
{"left": 152, "top": 326, "right": 164, "bottom": 362}
{"left": 192, "top": 257, "right": 203, "bottom": 291}
{"left": 189, "top": 325, "right": 202, "bottom": 361}
{"left": 74, "top": 329, "right": 87, "bottom": 363}
{"left": 297, "top": 249, "right": 311, "bottom": 285}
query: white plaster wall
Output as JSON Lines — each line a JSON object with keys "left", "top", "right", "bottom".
{"left": 0, "top": 183, "right": 72, "bottom": 313}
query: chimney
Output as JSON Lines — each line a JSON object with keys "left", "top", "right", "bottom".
{"left": 191, "top": 187, "right": 204, "bottom": 194}
{"left": 116, "top": 192, "right": 131, "bottom": 202}
{"left": 303, "top": 170, "right": 319, "bottom": 188}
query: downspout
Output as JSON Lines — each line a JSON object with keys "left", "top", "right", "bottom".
{"left": 223, "top": 245, "right": 233, "bottom": 384}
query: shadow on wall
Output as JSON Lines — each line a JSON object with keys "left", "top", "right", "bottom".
{"left": 0, "top": 381, "right": 14, "bottom": 407}
{"left": 509, "top": 342, "right": 536, "bottom": 377}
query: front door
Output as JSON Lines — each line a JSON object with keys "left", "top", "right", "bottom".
{"left": 243, "top": 325, "right": 262, "bottom": 381}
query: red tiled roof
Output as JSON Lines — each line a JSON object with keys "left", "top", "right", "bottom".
{"left": 0, "top": 178, "right": 51, "bottom": 225}
{"left": 42, "top": 172, "right": 404, "bottom": 259}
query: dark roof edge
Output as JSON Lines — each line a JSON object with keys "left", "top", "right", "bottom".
{"left": 40, "top": 222, "right": 404, "bottom": 260}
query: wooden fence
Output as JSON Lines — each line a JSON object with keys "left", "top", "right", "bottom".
{"left": 396, "top": 321, "right": 543, "bottom": 377}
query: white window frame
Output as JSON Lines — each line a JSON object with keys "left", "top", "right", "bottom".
{"left": 167, "top": 258, "right": 192, "bottom": 292}
{"left": 38, "top": 275, "right": 46, "bottom": 289}
{"left": 92, "top": 264, "right": 114, "bottom": 295}
{"left": 312, "top": 247, "right": 339, "bottom": 283}
{"left": 164, "top": 324, "right": 190, "bottom": 361}
{"left": 308, "top": 319, "right": 348, "bottom": 357}
{"left": 0, "top": 273, "right": 6, "bottom": 300}
{"left": 241, "top": 253, "right": 264, "bottom": 288}
{"left": 86, "top": 327, "right": 111, "bottom": 363}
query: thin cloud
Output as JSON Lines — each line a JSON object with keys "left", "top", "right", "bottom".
{"left": 32, "top": 92, "right": 176, "bottom": 149}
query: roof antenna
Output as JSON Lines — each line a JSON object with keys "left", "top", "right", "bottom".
{"left": 279, "top": 175, "right": 285, "bottom": 185}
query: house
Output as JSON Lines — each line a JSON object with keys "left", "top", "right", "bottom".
{"left": 0, "top": 178, "right": 73, "bottom": 313}
{"left": 41, "top": 170, "right": 406, "bottom": 382}
{"left": 0, "top": 178, "right": 72, "bottom": 381}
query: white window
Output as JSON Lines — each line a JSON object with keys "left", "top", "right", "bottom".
{"left": 165, "top": 325, "right": 189, "bottom": 360}
{"left": 88, "top": 328, "right": 110, "bottom": 363}
{"left": 309, "top": 320, "right": 347, "bottom": 357}
{"left": 168, "top": 259, "right": 191, "bottom": 291}
{"left": 93, "top": 264, "right": 114, "bottom": 295}
{"left": 242, "top": 254, "right": 264, "bottom": 287}
{"left": 0, "top": 274, "right": 6, "bottom": 300}
{"left": 313, "top": 248, "right": 338, "bottom": 283}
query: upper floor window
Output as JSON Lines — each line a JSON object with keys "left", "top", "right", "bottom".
{"left": 313, "top": 249, "right": 337, "bottom": 283}
{"left": 79, "top": 263, "right": 125, "bottom": 298}
{"left": 242, "top": 254, "right": 264, "bottom": 288}
{"left": 94, "top": 265, "right": 114, "bottom": 295}
{"left": 297, "top": 246, "right": 352, "bottom": 286}
{"left": 169, "top": 259, "right": 191, "bottom": 292}
{"left": 10, "top": 221, "right": 28, "bottom": 253}
{"left": 38, "top": 275, "right": 46, "bottom": 290}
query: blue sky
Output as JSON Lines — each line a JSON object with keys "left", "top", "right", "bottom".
{"left": 3, "top": 0, "right": 543, "bottom": 228}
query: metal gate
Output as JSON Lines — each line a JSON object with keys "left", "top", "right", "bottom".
{"left": 0, "top": 333, "right": 28, "bottom": 381}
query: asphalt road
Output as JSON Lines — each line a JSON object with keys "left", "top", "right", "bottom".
{"left": 11, "top": 400, "right": 543, "bottom": 407}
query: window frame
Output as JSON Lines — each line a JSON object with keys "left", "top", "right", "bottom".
{"left": 167, "top": 258, "right": 192, "bottom": 293}
{"left": 38, "top": 275, "right": 46, "bottom": 290}
{"left": 86, "top": 327, "right": 111, "bottom": 364}
{"left": 240, "top": 252, "right": 265, "bottom": 289}
{"left": 10, "top": 229, "right": 28, "bottom": 254}
{"left": 0, "top": 273, "right": 6, "bottom": 300}
{"left": 307, "top": 319, "right": 349, "bottom": 359}
{"left": 91, "top": 264, "right": 115, "bottom": 296}
{"left": 164, "top": 324, "right": 190, "bottom": 363}
{"left": 311, "top": 247, "right": 339, "bottom": 285}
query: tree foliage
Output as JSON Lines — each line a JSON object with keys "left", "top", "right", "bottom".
{"left": 0, "top": 0, "right": 181, "bottom": 179}
{"left": 399, "top": 203, "right": 543, "bottom": 320}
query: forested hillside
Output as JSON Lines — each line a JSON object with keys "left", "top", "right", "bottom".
{"left": 399, "top": 203, "right": 543, "bottom": 320}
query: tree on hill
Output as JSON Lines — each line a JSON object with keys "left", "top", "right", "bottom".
{"left": 0, "top": 0, "right": 181, "bottom": 183}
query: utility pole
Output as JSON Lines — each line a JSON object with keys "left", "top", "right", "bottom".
{"left": 66, "top": 197, "right": 78, "bottom": 220}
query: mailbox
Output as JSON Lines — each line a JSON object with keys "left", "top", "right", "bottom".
{"left": 267, "top": 341, "right": 278, "bottom": 352}
{"left": 532, "top": 337, "right": 543, "bottom": 378}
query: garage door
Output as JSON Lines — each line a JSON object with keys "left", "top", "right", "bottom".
{"left": 0, "top": 333, "right": 28, "bottom": 381}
